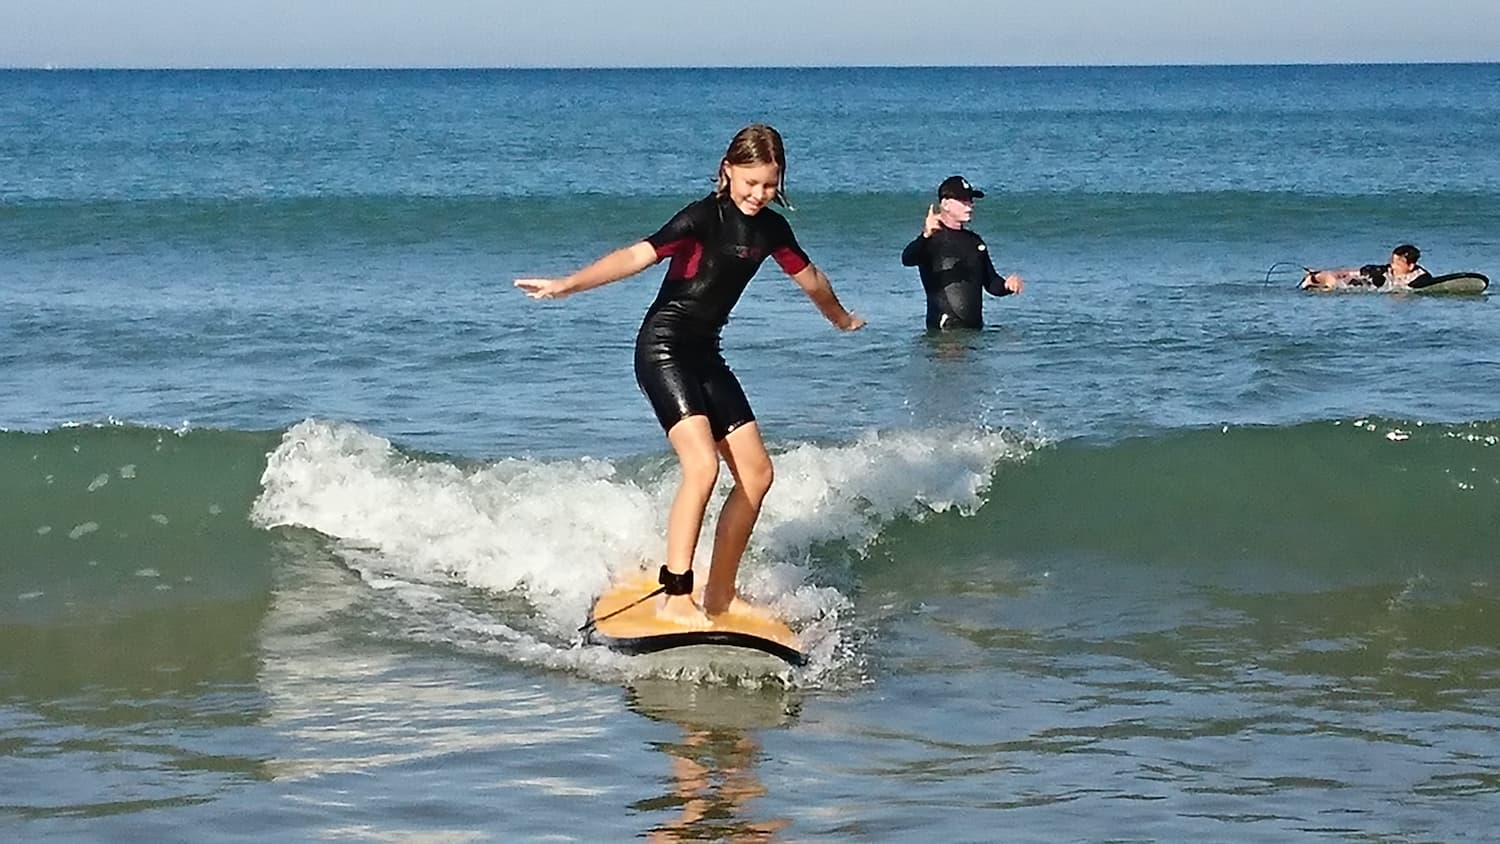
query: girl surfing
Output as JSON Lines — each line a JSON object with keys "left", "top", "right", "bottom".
{"left": 516, "top": 124, "right": 864, "bottom": 626}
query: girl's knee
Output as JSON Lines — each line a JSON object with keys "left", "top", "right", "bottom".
{"left": 740, "top": 458, "right": 773, "bottom": 503}
{"left": 680, "top": 450, "right": 720, "bottom": 490}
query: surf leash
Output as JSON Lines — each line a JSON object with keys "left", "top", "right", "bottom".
{"left": 1264, "top": 261, "right": 1312, "bottom": 286}
{"left": 579, "top": 567, "right": 695, "bottom": 635}
{"left": 578, "top": 585, "right": 666, "bottom": 634}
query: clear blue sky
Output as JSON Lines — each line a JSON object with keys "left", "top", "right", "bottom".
{"left": 5, "top": 0, "right": 1499, "bottom": 68}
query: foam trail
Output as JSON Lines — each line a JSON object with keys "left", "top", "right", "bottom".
{"left": 756, "top": 427, "right": 1029, "bottom": 556}
{"left": 252, "top": 419, "right": 662, "bottom": 629}
{"left": 251, "top": 419, "right": 1036, "bottom": 680}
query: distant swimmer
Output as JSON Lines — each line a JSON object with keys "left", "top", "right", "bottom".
{"left": 515, "top": 124, "right": 864, "bottom": 628}
{"left": 901, "top": 176, "right": 1024, "bottom": 330}
{"left": 1301, "top": 243, "right": 1432, "bottom": 290}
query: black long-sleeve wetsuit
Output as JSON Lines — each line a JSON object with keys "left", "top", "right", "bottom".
{"left": 901, "top": 224, "right": 1013, "bottom": 330}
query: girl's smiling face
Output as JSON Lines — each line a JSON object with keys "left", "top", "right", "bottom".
{"left": 722, "top": 161, "right": 781, "bottom": 216}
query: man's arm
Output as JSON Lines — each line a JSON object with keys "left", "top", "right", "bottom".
{"left": 902, "top": 204, "right": 942, "bottom": 267}
{"left": 978, "top": 236, "right": 1023, "bottom": 297}
{"left": 901, "top": 235, "right": 927, "bottom": 267}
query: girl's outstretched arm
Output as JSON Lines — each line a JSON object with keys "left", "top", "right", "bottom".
{"left": 515, "top": 241, "right": 658, "bottom": 300}
{"left": 790, "top": 264, "right": 865, "bottom": 331}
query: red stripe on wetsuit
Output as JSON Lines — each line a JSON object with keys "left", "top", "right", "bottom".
{"left": 772, "top": 245, "right": 809, "bottom": 276}
{"left": 654, "top": 237, "right": 704, "bottom": 280}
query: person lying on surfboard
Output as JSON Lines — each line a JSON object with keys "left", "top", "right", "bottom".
{"left": 1300, "top": 243, "right": 1432, "bottom": 290}
{"left": 515, "top": 123, "right": 864, "bottom": 627}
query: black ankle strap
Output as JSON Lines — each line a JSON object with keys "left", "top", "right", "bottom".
{"left": 658, "top": 565, "right": 694, "bottom": 596}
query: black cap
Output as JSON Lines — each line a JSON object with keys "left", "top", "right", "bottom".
{"left": 937, "top": 175, "right": 985, "bottom": 202}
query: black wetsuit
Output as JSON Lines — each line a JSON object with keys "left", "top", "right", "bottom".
{"left": 635, "top": 193, "right": 810, "bottom": 440}
{"left": 901, "top": 225, "right": 1014, "bottom": 330}
{"left": 1357, "top": 263, "right": 1432, "bottom": 288}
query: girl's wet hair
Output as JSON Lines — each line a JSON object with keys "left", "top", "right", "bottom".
{"left": 714, "top": 124, "right": 792, "bottom": 209}
{"left": 1393, "top": 243, "right": 1421, "bottom": 263}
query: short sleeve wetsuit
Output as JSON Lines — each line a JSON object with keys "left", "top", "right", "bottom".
{"left": 635, "top": 193, "right": 810, "bottom": 440}
{"left": 901, "top": 225, "right": 1014, "bottom": 330}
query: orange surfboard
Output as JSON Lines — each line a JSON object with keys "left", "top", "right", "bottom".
{"left": 584, "top": 570, "right": 807, "bottom": 666}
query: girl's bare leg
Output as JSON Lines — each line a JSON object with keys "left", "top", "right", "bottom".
{"left": 703, "top": 422, "right": 774, "bottom": 617}
{"left": 658, "top": 415, "right": 718, "bottom": 625}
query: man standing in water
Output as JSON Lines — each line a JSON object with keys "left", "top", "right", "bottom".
{"left": 901, "top": 176, "right": 1024, "bottom": 330}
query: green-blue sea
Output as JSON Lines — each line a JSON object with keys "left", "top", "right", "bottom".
{"left": 4, "top": 65, "right": 1499, "bottom": 841}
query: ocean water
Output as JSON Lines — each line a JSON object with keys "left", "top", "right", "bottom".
{"left": 3, "top": 65, "right": 1499, "bottom": 841}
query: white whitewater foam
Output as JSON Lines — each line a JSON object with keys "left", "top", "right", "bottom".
{"left": 251, "top": 418, "right": 1036, "bottom": 682}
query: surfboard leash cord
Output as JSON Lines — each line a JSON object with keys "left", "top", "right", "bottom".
{"left": 578, "top": 567, "right": 695, "bottom": 634}
{"left": 1264, "top": 261, "right": 1312, "bottom": 286}
{"left": 577, "top": 585, "right": 666, "bottom": 634}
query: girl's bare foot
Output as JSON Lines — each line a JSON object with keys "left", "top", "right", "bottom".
{"left": 657, "top": 592, "right": 710, "bottom": 628}
{"left": 707, "top": 592, "right": 776, "bottom": 622}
